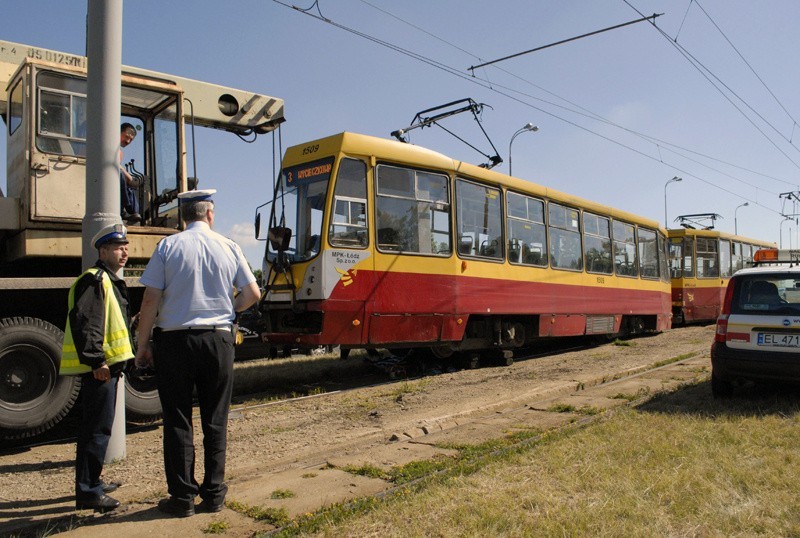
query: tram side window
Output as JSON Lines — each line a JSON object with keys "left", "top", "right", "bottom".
{"left": 456, "top": 179, "right": 502, "bottom": 259}
{"left": 658, "top": 233, "right": 670, "bottom": 283}
{"left": 549, "top": 203, "right": 582, "bottom": 271}
{"left": 719, "top": 240, "right": 732, "bottom": 278}
{"left": 613, "top": 221, "right": 637, "bottom": 277}
{"left": 376, "top": 165, "right": 451, "bottom": 255}
{"left": 638, "top": 227, "right": 659, "bottom": 279}
{"left": 9, "top": 80, "right": 23, "bottom": 136}
{"left": 732, "top": 242, "right": 744, "bottom": 272}
{"left": 36, "top": 72, "right": 87, "bottom": 157}
{"left": 668, "top": 238, "right": 683, "bottom": 278}
{"left": 583, "top": 212, "right": 612, "bottom": 274}
{"left": 507, "top": 192, "right": 547, "bottom": 266}
{"left": 696, "top": 237, "right": 719, "bottom": 278}
{"left": 330, "top": 158, "right": 368, "bottom": 248}
{"left": 743, "top": 244, "right": 754, "bottom": 266}
{"left": 682, "top": 237, "right": 695, "bottom": 277}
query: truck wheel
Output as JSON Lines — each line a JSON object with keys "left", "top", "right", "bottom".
{"left": 0, "top": 317, "right": 81, "bottom": 439}
{"left": 124, "top": 363, "right": 162, "bottom": 422}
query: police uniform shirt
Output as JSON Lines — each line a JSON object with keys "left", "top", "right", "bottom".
{"left": 140, "top": 221, "right": 256, "bottom": 330}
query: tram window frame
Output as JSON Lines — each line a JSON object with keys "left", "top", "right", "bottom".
{"left": 658, "top": 233, "right": 670, "bottom": 283}
{"left": 329, "top": 158, "right": 369, "bottom": 249}
{"left": 455, "top": 178, "right": 503, "bottom": 261}
{"left": 719, "top": 239, "right": 733, "bottom": 278}
{"left": 732, "top": 242, "right": 744, "bottom": 272}
{"left": 743, "top": 244, "right": 754, "bottom": 266}
{"left": 375, "top": 164, "right": 451, "bottom": 256}
{"left": 548, "top": 202, "right": 583, "bottom": 272}
{"left": 613, "top": 220, "right": 638, "bottom": 278}
{"left": 36, "top": 72, "right": 87, "bottom": 157}
{"left": 668, "top": 237, "right": 684, "bottom": 278}
{"left": 583, "top": 212, "right": 612, "bottom": 275}
{"left": 506, "top": 191, "right": 547, "bottom": 267}
{"left": 8, "top": 79, "right": 23, "bottom": 136}
{"left": 696, "top": 237, "right": 719, "bottom": 278}
{"left": 637, "top": 227, "right": 660, "bottom": 279}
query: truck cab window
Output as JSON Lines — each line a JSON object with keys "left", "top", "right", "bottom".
{"left": 36, "top": 72, "right": 87, "bottom": 157}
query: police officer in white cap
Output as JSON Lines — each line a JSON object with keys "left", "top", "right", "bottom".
{"left": 61, "top": 223, "right": 133, "bottom": 513}
{"left": 135, "top": 189, "right": 260, "bottom": 517}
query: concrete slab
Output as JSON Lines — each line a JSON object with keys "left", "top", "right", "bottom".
{"left": 231, "top": 466, "right": 389, "bottom": 518}
{"left": 327, "top": 441, "right": 458, "bottom": 471}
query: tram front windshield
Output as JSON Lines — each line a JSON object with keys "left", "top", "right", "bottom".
{"left": 264, "top": 157, "right": 333, "bottom": 263}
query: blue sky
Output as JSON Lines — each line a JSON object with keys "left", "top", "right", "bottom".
{"left": 3, "top": 1, "right": 800, "bottom": 267}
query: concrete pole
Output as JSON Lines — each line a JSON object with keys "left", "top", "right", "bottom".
{"left": 85, "top": 0, "right": 126, "bottom": 462}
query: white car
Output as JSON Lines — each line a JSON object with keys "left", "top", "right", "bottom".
{"left": 711, "top": 249, "right": 800, "bottom": 397}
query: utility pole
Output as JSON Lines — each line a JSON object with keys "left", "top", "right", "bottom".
{"left": 85, "top": 0, "right": 126, "bottom": 462}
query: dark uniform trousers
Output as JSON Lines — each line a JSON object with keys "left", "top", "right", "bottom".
{"left": 153, "top": 328, "right": 235, "bottom": 505}
{"left": 76, "top": 372, "right": 119, "bottom": 499}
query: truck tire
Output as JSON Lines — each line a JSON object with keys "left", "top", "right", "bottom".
{"left": 124, "top": 363, "right": 162, "bottom": 422}
{"left": 0, "top": 317, "right": 81, "bottom": 439}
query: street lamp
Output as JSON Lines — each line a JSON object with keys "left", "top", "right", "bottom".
{"left": 508, "top": 123, "right": 538, "bottom": 177}
{"left": 664, "top": 176, "right": 682, "bottom": 228}
{"left": 734, "top": 202, "right": 749, "bottom": 235}
{"left": 780, "top": 215, "right": 794, "bottom": 249}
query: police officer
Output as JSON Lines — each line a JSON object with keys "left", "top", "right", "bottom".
{"left": 135, "top": 189, "right": 260, "bottom": 517}
{"left": 61, "top": 223, "right": 133, "bottom": 513}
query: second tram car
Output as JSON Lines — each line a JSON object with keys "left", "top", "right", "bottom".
{"left": 257, "top": 132, "right": 672, "bottom": 358}
{"left": 668, "top": 229, "right": 775, "bottom": 324}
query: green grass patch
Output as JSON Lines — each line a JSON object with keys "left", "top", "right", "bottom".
{"left": 612, "top": 338, "right": 634, "bottom": 346}
{"left": 226, "top": 499, "right": 290, "bottom": 526}
{"left": 341, "top": 463, "right": 391, "bottom": 481}
{"left": 203, "top": 520, "right": 229, "bottom": 534}
{"left": 547, "top": 403, "right": 576, "bottom": 413}
{"left": 270, "top": 489, "right": 296, "bottom": 500}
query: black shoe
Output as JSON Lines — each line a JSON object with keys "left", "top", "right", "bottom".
{"left": 76, "top": 494, "right": 120, "bottom": 513}
{"left": 122, "top": 211, "right": 141, "bottom": 224}
{"left": 157, "top": 497, "right": 195, "bottom": 518}
{"left": 197, "top": 499, "right": 224, "bottom": 513}
{"left": 100, "top": 480, "right": 120, "bottom": 494}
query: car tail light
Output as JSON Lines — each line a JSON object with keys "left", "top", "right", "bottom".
{"left": 714, "top": 278, "right": 736, "bottom": 343}
{"left": 714, "top": 316, "right": 728, "bottom": 343}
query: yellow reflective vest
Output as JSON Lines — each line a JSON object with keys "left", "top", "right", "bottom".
{"left": 60, "top": 267, "right": 133, "bottom": 375}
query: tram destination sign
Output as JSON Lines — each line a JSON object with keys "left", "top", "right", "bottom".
{"left": 284, "top": 157, "right": 334, "bottom": 188}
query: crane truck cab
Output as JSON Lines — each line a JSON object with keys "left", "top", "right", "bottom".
{"left": 0, "top": 40, "right": 283, "bottom": 440}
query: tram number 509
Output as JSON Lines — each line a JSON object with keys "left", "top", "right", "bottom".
{"left": 302, "top": 144, "right": 320, "bottom": 155}
{"left": 596, "top": 277, "right": 605, "bottom": 284}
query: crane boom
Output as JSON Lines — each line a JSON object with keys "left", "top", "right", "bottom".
{"left": 0, "top": 39, "right": 284, "bottom": 133}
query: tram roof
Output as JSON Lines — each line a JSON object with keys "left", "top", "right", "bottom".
{"left": 667, "top": 227, "right": 775, "bottom": 246}
{"left": 285, "top": 131, "right": 664, "bottom": 231}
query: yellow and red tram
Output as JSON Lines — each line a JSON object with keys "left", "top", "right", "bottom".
{"left": 258, "top": 132, "right": 672, "bottom": 357}
{"left": 668, "top": 229, "right": 775, "bottom": 324}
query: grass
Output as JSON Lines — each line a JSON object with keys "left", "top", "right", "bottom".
{"left": 203, "top": 520, "right": 229, "bottom": 534}
{"left": 271, "top": 381, "right": 800, "bottom": 537}
{"left": 226, "top": 499, "right": 290, "bottom": 527}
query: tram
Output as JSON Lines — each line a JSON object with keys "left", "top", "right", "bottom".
{"left": 257, "top": 132, "right": 672, "bottom": 359}
{"left": 668, "top": 228, "right": 775, "bottom": 324}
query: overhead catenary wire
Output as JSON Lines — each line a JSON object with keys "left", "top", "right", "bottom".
{"left": 272, "top": 0, "right": 785, "bottom": 216}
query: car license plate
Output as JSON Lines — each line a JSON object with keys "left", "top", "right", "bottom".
{"left": 757, "top": 333, "right": 800, "bottom": 348}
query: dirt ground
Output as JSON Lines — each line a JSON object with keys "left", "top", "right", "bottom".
{"left": 0, "top": 325, "right": 714, "bottom": 536}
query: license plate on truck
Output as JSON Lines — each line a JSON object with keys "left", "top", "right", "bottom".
{"left": 757, "top": 333, "right": 800, "bottom": 348}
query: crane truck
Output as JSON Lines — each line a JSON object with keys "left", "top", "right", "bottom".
{"left": 0, "top": 40, "right": 283, "bottom": 440}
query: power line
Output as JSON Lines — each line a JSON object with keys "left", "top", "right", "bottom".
{"left": 623, "top": 0, "right": 800, "bottom": 170}
{"left": 271, "top": 0, "right": 785, "bottom": 217}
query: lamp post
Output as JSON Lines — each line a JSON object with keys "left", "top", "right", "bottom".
{"left": 780, "top": 216, "right": 794, "bottom": 249}
{"left": 508, "top": 123, "right": 538, "bottom": 177}
{"left": 664, "top": 176, "right": 682, "bottom": 228}
{"left": 734, "top": 202, "right": 749, "bottom": 235}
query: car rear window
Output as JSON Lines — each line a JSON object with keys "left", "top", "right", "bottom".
{"left": 732, "top": 273, "right": 800, "bottom": 314}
